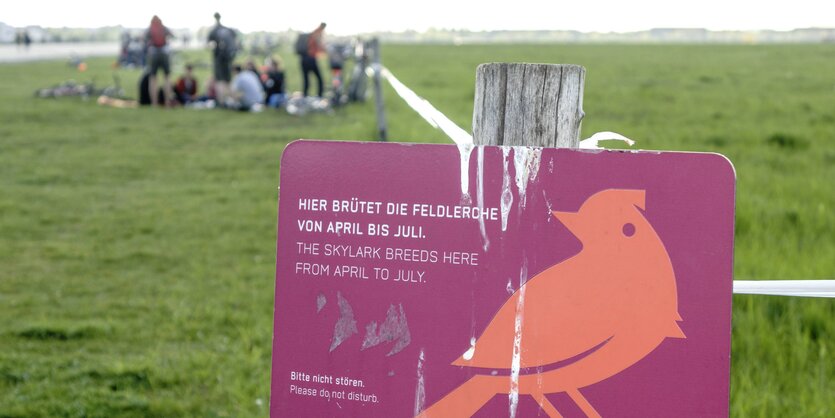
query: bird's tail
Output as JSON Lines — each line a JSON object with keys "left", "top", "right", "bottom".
{"left": 415, "top": 375, "right": 502, "bottom": 418}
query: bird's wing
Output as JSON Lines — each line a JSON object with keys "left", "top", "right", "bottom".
{"left": 454, "top": 261, "right": 617, "bottom": 369}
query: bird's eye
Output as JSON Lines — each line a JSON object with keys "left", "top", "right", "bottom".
{"left": 622, "top": 223, "right": 636, "bottom": 237}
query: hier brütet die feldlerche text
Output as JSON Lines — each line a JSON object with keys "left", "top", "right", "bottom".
{"left": 293, "top": 197, "right": 499, "bottom": 285}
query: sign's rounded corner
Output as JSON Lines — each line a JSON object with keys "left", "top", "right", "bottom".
{"left": 705, "top": 152, "right": 737, "bottom": 183}
{"left": 281, "top": 139, "right": 312, "bottom": 166}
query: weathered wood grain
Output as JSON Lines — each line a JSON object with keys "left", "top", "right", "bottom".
{"left": 473, "top": 63, "right": 585, "bottom": 148}
{"left": 370, "top": 38, "right": 388, "bottom": 141}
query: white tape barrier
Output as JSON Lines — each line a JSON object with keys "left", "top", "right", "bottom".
{"left": 579, "top": 131, "right": 636, "bottom": 149}
{"left": 378, "top": 66, "right": 473, "bottom": 146}
{"left": 379, "top": 66, "right": 636, "bottom": 150}
{"left": 733, "top": 280, "right": 835, "bottom": 298}
{"left": 377, "top": 66, "right": 834, "bottom": 299}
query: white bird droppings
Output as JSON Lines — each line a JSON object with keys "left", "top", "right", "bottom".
{"left": 462, "top": 337, "right": 477, "bottom": 361}
{"left": 500, "top": 146, "right": 513, "bottom": 232}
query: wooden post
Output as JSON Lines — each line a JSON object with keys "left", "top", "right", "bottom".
{"left": 472, "top": 63, "right": 585, "bottom": 148}
{"left": 347, "top": 39, "right": 369, "bottom": 102}
{"left": 370, "top": 38, "right": 388, "bottom": 142}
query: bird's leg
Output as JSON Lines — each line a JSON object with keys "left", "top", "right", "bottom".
{"left": 532, "top": 392, "right": 564, "bottom": 418}
{"left": 566, "top": 388, "right": 601, "bottom": 418}
{"left": 415, "top": 375, "right": 502, "bottom": 418}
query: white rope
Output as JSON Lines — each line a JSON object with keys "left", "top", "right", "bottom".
{"left": 379, "top": 66, "right": 637, "bottom": 149}
{"left": 378, "top": 66, "right": 473, "bottom": 146}
{"left": 376, "top": 66, "right": 834, "bottom": 299}
{"left": 579, "top": 131, "right": 636, "bottom": 149}
{"left": 733, "top": 280, "right": 835, "bottom": 298}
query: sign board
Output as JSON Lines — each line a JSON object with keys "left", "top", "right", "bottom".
{"left": 271, "top": 140, "right": 735, "bottom": 417}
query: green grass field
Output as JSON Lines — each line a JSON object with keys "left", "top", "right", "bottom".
{"left": 0, "top": 43, "right": 833, "bottom": 417}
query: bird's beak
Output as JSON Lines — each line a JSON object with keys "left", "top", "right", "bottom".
{"left": 627, "top": 189, "right": 646, "bottom": 210}
{"left": 552, "top": 210, "right": 580, "bottom": 233}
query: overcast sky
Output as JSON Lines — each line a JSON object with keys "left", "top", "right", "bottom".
{"left": 5, "top": 0, "right": 835, "bottom": 35}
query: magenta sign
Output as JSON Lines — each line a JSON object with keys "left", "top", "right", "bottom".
{"left": 272, "top": 140, "right": 735, "bottom": 417}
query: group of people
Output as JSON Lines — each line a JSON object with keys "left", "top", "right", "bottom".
{"left": 14, "top": 30, "right": 32, "bottom": 49}
{"left": 138, "top": 13, "right": 331, "bottom": 112}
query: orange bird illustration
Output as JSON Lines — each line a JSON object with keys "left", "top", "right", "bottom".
{"left": 417, "top": 189, "right": 685, "bottom": 418}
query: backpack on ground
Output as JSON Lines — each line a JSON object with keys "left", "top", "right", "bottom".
{"left": 295, "top": 33, "right": 310, "bottom": 55}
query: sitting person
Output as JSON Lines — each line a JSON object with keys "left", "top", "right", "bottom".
{"left": 196, "top": 76, "right": 217, "bottom": 102}
{"left": 245, "top": 58, "right": 262, "bottom": 81}
{"left": 182, "top": 76, "right": 217, "bottom": 109}
{"left": 263, "top": 57, "right": 286, "bottom": 108}
{"left": 174, "top": 64, "right": 199, "bottom": 104}
{"left": 228, "top": 64, "right": 265, "bottom": 111}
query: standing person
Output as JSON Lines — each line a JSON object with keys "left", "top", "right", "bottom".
{"left": 119, "top": 31, "right": 131, "bottom": 66}
{"left": 327, "top": 42, "right": 349, "bottom": 104}
{"left": 295, "top": 23, "right": 326, "bottom": 97}
{"left": 144, "top": 15, "right": 173, "bottom": 106}
{"left": 207, "top": 12, "right": 237, "bottom": 103}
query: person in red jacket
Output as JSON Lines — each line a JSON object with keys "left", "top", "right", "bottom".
{"left": 174, "top": 64, "right": 199, "bottom": 104}
{"left": 145, "top": 15, "right": 174, "bottom": 106}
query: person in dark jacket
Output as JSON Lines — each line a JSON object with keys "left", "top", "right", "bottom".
{"left": 264, "top": 57, "right": 286, "bottom": 107}
{"left": 207, "top": 12, "right": 237, "bottom": 103}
